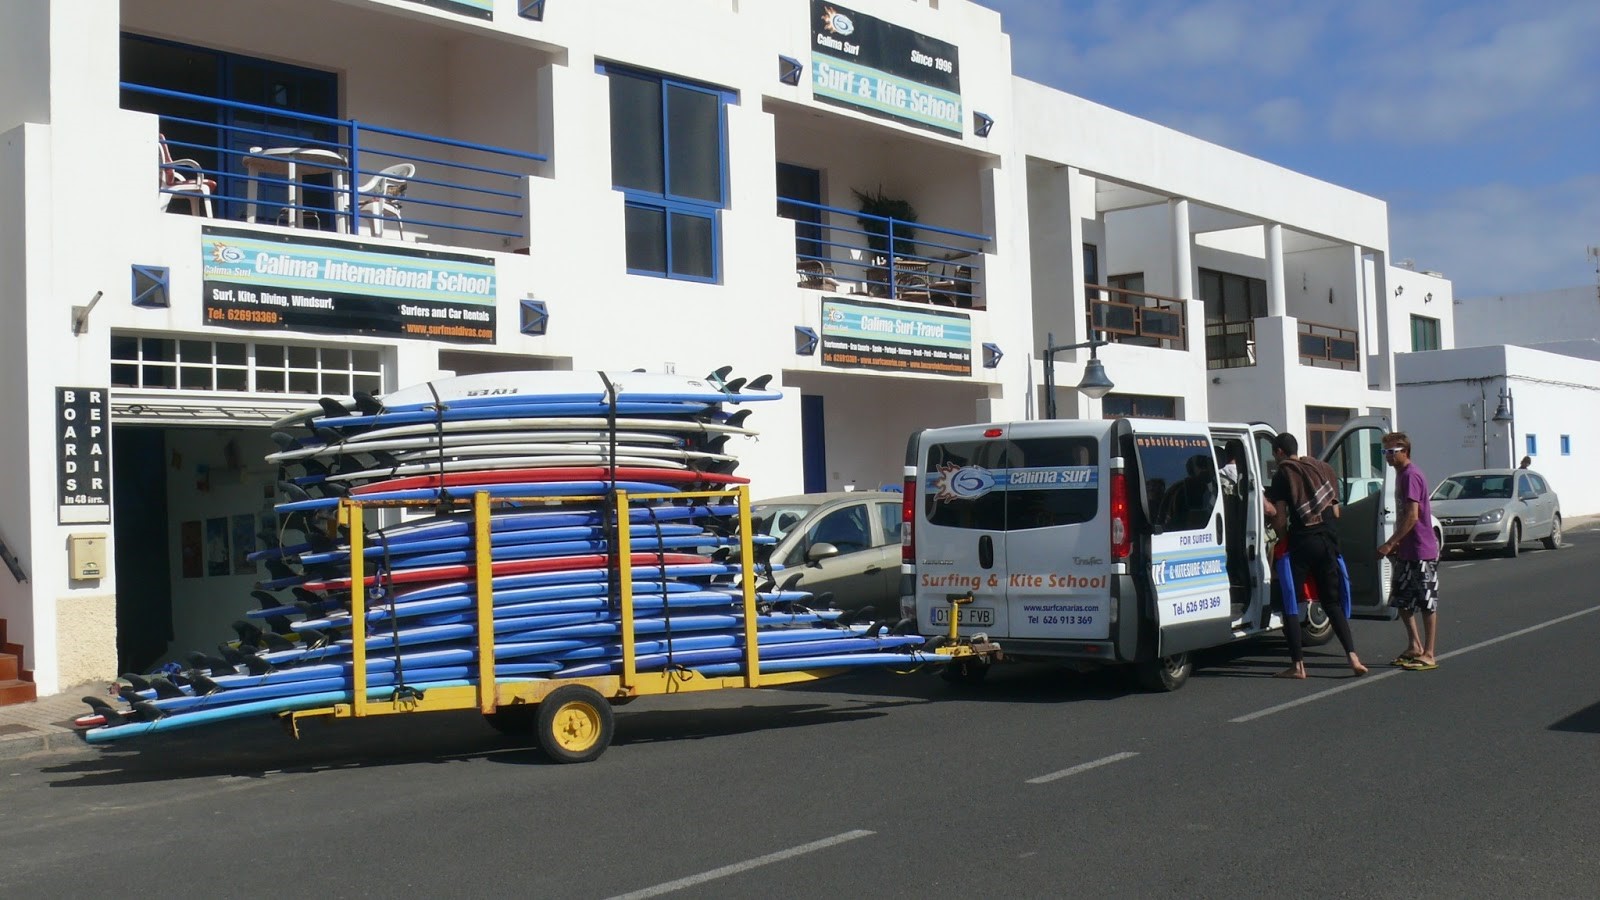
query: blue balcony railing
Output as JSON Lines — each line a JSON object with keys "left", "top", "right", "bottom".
{"left": 777, "top": 197, "right": 989, "bottom": 307}
{"left": 127, "top": 83, "right": 547, "bottom": 247}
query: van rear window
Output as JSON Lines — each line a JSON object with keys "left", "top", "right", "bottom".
{"left": 923, "top": 437, "right": 1099, "bottom": 531}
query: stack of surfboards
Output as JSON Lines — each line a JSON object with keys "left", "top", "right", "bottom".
{"left": 80, "top": 370, "right": 928, "bottom": 742}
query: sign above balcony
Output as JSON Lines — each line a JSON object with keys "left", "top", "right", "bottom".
{"left": 810, "top": 1, "right": 963, "bottom": 137}
{"left": 820, "top": 297, "right": 972, "bottom": 377}
{"left": 200, "top": 227, "right": 498, "bottom": 345}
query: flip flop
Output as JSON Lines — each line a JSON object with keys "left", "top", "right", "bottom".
{"left": 1400, "top": 659, "right": 1437, "bottom": 671}
{"left": 1391, "top": 655, "right": 1420, "bottom": 667}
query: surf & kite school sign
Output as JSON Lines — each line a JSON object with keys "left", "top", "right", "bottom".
{"left": 57, "top": 387, "right": 111, "bottom": 524}
{"left": 201, "top": 226, "right": 497, "bottom": 344}
{"left": 820, "top": 296, "right": 972, "bottom": 377}
{"left": 810, "top": 1, "right": 963, "bottom": 136}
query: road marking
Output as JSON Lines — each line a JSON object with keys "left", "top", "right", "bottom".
{"left": 1232, "top": 604, "right": 1600, "bottom": 724}
{"left": 606, "top": 830, "right": 875, "bottom": 900}
{"left": 1026, "top": 751, "right": 1139, "bottom": 784}
{"left": 1447, "top": 562, "right": 1475, "bottom": 569}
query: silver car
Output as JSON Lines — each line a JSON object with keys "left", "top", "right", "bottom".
{"left": 745, "top": 491, "right": 905, "bottom": 621}
{"left": 1431, "top": 469, "right": 1562, "bottom": 558}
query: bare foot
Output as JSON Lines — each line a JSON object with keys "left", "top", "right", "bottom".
{"left": 1273, "top": 667, "right": 1307, "bottom": 679}
{"left": 1350, "top": 660, "right": 1369, "bottom": 677}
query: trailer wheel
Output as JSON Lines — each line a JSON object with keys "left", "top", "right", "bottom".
{"left": 1135, "top": 653, "right": 1192, "bottom": 692}
{"left": 483, "top": 704, "right": 539, "bottom": 737}
{"left": 537, "top": 685, "right": 614, "bottom": 764}
{"left": 1301, "top": 601, "right": 1335, "bottom": 646}
{"left": 939, "top": 657, "right": 990, "bottom": 686}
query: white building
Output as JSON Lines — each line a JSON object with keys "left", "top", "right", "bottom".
{"left": 1396, "top": 343, "right": 1598, "bottom": 517}
{"left": 0, "top": 0, "right": 1434, "bottom": 697}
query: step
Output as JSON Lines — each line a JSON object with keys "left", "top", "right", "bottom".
{"left": 0, "top": 679, "right": 37, "bottom": 706}
{"left": 0, "top": 651, "right": 17, "bottom": 682}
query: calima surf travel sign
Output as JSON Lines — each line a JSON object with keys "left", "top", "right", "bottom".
{"left": 820, "top": 296, "right": 972, "bottom": 376}
{"left": 810, "top": 1, "right": 963, "bottom": 136}
{"left": 57, "top": 387, "right": 111, "bottom": 524}
{"left": 201, "top": 226, "right": 497, "bottom": 344}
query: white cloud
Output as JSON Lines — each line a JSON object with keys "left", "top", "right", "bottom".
{"left": 1389, "top": 174, "right": 1600, "bottom": 296}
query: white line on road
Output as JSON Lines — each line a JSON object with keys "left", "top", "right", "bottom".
{"left": 1026, "top": 751, "right": 1139, "bottom": 784}
{"left": 1447, "top": 562, "right": 1475, "bottom": 569}
{"left": 1231, "top": 604, "right": 1600, "bottom": 724}
{"left": 606, "top": 830, "right": 875, "bottom": 900}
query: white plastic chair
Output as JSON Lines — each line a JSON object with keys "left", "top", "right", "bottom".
{"left": 157, "top": 134, "right": 214, "bottom": 217}
{"left": 355, "top": 163, "right": 416, "bottom": 238}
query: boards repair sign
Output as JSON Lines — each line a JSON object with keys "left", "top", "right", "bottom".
{"left": 57, "top": 387, "right": 111, "bottom": 524}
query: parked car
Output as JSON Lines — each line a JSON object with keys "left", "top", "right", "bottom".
{"left": 1431, "top": 469, "right": 1561, "bottom": 557}
{"left": 743, "top": 491, "right": 905, "bottom": 621}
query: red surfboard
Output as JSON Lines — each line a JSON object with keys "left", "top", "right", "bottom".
{"left": 350, "top": 465, "right": 748, "bottom": 495}
{"left": 301, "top": 552, "right": 713, "bottom": 592}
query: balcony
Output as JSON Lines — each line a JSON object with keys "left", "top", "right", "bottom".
{"left": 1298, "top": 320, "right": 1360, "bottom": 370}
{"left": 129, "top": 83, "right": 546, "bottom": 251}
{"left": 779, "top": 197, "right": 989, "bottom": 308}
{"left": 1084, "top": 284, "right": 1187, "bottom": 351}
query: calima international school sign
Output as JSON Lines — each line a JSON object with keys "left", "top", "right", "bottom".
{"left": 201, "top": 226, "right": 497, "bottom": 344}
{"left": 810, "top": 1, "right": 963, "bottom": 136}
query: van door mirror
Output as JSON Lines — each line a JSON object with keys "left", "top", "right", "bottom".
{"left": 806, "top": 542, "right": 840, "bottom": 565}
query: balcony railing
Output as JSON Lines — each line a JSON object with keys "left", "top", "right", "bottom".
{"left": 1084, "top": 284, "right": 1187, "bottom": 350}
{"left": 1298, "top": 320, "right": 1360, "bottom": 369}
{"left": 1205, "top": 320, "right": 1256, "bottom": 369}
{"left": 127, "top": 83, "right": 547, "bottom": 247}
{"left": 777, "top": 196, "right": 988, "bottom": 308}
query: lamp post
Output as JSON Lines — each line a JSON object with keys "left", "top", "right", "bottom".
{"left": 1042, "top": 330, "right": 1115, "bottom": 420}
{"left": 1492, "top": 385, "right": 1514, "bottom": 467}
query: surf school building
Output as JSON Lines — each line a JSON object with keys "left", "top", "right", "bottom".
{"left": 0, "top": 0, "right": 1437, "bottom": 697}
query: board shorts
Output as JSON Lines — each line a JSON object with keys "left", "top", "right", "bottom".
{"left": 1388, "top": 559, "right": 1439, "bottom": 613}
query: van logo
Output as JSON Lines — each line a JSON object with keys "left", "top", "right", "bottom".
{"left": 932, "top": 463, "right": 995, "bottom": 502}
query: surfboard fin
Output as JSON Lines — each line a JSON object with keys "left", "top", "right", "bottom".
{"left": 259, "top": 631, "right": 296, "bottom": 652}
{"left": 148, "top": 676, "right": 187, "bottom": 700}
{"left": 723, "top": 409, "right": 753, "bottom": 429}
{"left": 747, "top": 373, "right": 773, "bottom": 391}
{"left": 190, "top": 673, "right": 223, "bottom": 696}
{"left": 705, "top": 365, "right": 734, "bottom": 383}
{"left": 130, "top": 699, "right": 168, "bottom": 722}
{"left": 352, "top": 390, "right": 384, "bottom": 416}
{"left": 269, "top": 431, "right": 300, "bottom": 452}
{"left": 318, "top": 397, "right": 350, "bottom": 419}
{"left": 81, "top": 696, "right": 127, "bottom": 727}
{"left": 298, "top": 628, "right": 331, "bottom": 649}
{"left": 779, "top": 572, "right": 805, "bottom": 593}
{"left": 120, "top": 672, "right": 152, "bottom": 692}
{"left": 240, "top": 654, "right": 273, "bottom": 676}
{"left": 277, "top": 481, "right": 313, "bottom": 503}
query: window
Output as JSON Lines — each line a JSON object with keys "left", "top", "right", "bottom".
{"left": 1305, "top": 406, "right": 1350, "bottom": 460}
{"left": 922, "top": 437, "right": 1099, "bottom": 532}
{"left": 1410, "top": 315, "right": 1441, "bottom": 351}
{"left": 1530, "top": 474, "right": 1550, "bottom": 494}
{"left": 111, "top": 333, "right": 383, "bottom": 396}
{"left": 1201, "top": 268, "right": 1266, "bottom": 369}
{"left": 798, "top": 504, "right": 871, "bottom": 560}
{"left": 1082, "top": 244, "right": 1100, "bottom": 299}
{"left": 1526, "top": 434, "right": 1537, "bottom": 457}
{"left": 605, "top": 66, "right": 730, "bottom": 282}
{"left": 1102, "top": 393, "right": 1177, "bottom": 419}
{"left": 1561, "top": 435, "right": 1571, "bottom": 456}
{"left": 1134, "top": 434, "right": 1216, "bottom": 533}
{"left": 875, "top": 501, "right": 903, "bottom": 547}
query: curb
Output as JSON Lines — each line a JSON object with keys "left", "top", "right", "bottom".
{"left": 0, "top": 730, "right": 91, "bottom": 761}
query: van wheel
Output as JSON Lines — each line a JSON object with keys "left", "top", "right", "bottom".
{"left": 940, "top": 657, "right": 990, "bottom": 686}
{"left": 1136, "top": 653, "right": 1192, "bottom": 692}
{"left": 1503, "top": 521, "right": 1521, "bottom": 558}
{"left": 1301, "top": 601, "right": 1335, "bottom": 646}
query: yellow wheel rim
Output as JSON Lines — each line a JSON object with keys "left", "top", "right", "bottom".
{"left": 550, "top": 701, "right": 601, "bottom": 752}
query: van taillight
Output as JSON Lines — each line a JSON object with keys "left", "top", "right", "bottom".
{"left": 902, "top": 470, "right": 916, "bottom": 565}
{"left": 1110, "top": 469, "right": 1131, "bottom": 560}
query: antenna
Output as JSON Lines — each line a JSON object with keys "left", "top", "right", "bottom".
{"left": 1589, "top": 246, "right": 1600, "bottom": 302}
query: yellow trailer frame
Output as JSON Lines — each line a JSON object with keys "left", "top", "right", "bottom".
{"left": 283, "top": 485, "right": 992, "bottom": 761}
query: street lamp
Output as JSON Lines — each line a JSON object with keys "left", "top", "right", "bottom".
{"left": 1042, "top": 330, "right": 1115, "bottom": 419}
{"left": 1493, "top": 385, "right": 1515, "bottom": 465}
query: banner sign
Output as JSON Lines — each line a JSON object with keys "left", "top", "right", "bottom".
{"left": 57, "top": 387, "right": 111, "bottom": 524}
{"left": 202, "top": 226, "right": 497, "bottom": 344}
{"left": 402, "top": 0, "right": 493, "bottom": 21}
{"left": 810, "top": 1, "right": 963, "bottom": 136}
{"left": 820, "top": 297, "right": 972, "bottom": 377}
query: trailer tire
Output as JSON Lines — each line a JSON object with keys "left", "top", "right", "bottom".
{"left": 1301, "top": 601, "right": 1335, "bottom": 646}
{"left": 1135, "top": 653, "right": 1192, "bottom": 692}
{"left": 940, "top": 657, "right": 990, "bottom": 686}
{"left": 537, "top": 685, "right": 614, "bottom": 764}
{"left": 483, "top": 704, "right": 539, "bottom": 737}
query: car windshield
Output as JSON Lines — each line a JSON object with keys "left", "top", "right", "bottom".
{"left": 749, "top": 504, "right": 819, "bottom": 542}
{"left": 1433, "top": 474, "right": 1513, "bottom": 501}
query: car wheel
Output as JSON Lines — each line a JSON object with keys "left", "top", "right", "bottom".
{"left": 1543, "top": 514, "right": 1562, "bottom": 550}
{"left": 1503, "top": 520, "right": 1521, "bottom": 558}
{"left": 1301, "top": 601, "right": 1335, "bottom": 647}
{"left": 1135, "top": 653, "right": 1193, "bottom": 692}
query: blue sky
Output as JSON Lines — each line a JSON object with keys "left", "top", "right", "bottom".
{"left": 982, "top": 0, "right": 1600, "bottom": 298}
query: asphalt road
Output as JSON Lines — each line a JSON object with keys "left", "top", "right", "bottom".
{"left": 4, "top": 525, "right": 1597, "bottom": 898}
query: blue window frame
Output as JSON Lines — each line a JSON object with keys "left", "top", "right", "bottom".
{"left": 600, "top": 64, "right": 731, "bottom": 283}
{"left": 1560, "top": 435, "right": 1571, "bottom": 456}
{"left": 1526, "top": 434, "right": 1537, "bottom": 456}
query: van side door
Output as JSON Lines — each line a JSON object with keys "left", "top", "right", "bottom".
{"left": 1129, "top": 424, "right": 1232, "bottom": 656}
{"left": 914, "top": 427, "right": 1010, "bottom": 636}
{"left": 1320, "top": 415, "right": 1395, "bottom": 615}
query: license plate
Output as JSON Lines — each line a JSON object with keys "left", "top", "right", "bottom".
{"left": 1444, "top": 526, "right": 1471, "bottom": 537}
{"left": 931, "top": 606, "right": 995, "bottom": 627}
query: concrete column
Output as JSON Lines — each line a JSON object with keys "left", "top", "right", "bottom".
{"left": 1370, "top": 249, "right": 1393, "bottom": 392}
{"left": 1265, "top": 223, "right": 1286, "bottom": 318}
{"left": 1170, "top": 198, "right": 1193, "bottom": 301}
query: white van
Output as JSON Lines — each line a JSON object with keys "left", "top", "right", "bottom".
{"left": 901, "top": 416, "right": 1420, "bottom": 690}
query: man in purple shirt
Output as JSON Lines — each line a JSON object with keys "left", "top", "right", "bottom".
{"left": 1378, "top": 432, "right": 1440, "bottom": 670}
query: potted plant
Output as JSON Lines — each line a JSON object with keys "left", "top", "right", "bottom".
{"left": 852, "top": 186, "right": 918, "bottom": 261}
